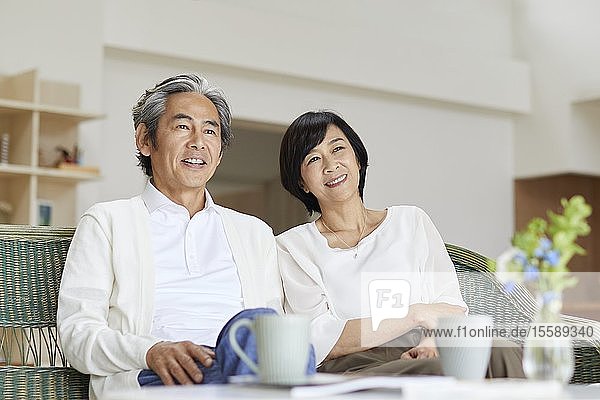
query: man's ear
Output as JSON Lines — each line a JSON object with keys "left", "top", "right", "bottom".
{"left": 216, "top": 148, "right": 223, "bottom": 167}
{"left": 135, "top": 124, "right": 151, "bottom": 156}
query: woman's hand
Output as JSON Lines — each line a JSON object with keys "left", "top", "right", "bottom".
{"left": 400, "top": 336, "right": 438, "bottom": 360}
{"left": 409, "top": 302, "right": 466, "bottom": 330}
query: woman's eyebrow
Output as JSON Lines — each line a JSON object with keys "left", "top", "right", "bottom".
{"left": 328, "top": 137, "right": 344, "bottom": 145}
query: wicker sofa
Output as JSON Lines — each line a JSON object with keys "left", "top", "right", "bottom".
{"left": 1, "top": 225, "right": 599, "bottom": 399}
{"left": 447, "top": 243, "right": 600, "bottom": 384}
{"left": 0, "top": 225, "right": 88, "bottom": 399}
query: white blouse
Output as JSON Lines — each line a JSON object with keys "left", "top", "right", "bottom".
{"left": 276, "top": 206, "right": 467, "bottom": 364}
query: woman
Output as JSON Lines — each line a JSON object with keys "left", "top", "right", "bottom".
{"left": 277, "top": 110, "right": 523, "bottom": 377}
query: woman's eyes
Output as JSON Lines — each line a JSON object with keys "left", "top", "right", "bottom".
{"left": 205, "top": 129, "right": 217, "bottom": 135}
{"left": 176, "top": 124, "right": 190, "bottom": 130}
{"left": 307, "top": 147, "right": 345, "bottom": 164}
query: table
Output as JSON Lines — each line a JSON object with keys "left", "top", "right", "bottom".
{"left": 105, "top": 377, "right": 600, "bottom": 400}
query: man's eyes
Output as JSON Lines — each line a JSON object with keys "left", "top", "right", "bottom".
{"left": 175, "top": 125, "right": 218, "bottom": 135}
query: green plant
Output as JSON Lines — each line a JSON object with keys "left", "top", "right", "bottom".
{"left": 495, "top": 195, "right": 592, "bottom": 297}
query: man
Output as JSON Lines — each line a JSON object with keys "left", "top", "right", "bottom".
{"left": 57, "top": 74, "right": 287, "bottom": 399}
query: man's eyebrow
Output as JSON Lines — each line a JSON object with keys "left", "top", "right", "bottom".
{"left": 172, "top": 114, "right": 220, "bottom": 128}
{"left": 205, "top": 119, "right": 220, "bottom": 128}
{"left": 173, "top": 113, "right": 193, "bottom": 121}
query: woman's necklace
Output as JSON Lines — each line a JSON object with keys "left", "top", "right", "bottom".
{"left": 320, "top": 208, "right": 368, "bottom": 259}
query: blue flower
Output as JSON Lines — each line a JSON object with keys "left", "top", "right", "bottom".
{"left": 524, "top": 265, "right": 540, "bottom": 282}
{"left": 544, "top": 250, "right": 560, "bottom": 267}
{"left": 534, "top": 237, "right": 552, "bottom": 258}
{"left": 504, "top": 281, "right": 516, "bottom": 294}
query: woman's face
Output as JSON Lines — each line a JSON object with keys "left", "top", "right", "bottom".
{"left": 300, "top": 124, "right": 361, "bottom": 206}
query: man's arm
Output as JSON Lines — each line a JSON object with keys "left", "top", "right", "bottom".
{"left": 57, "top": 213, "right": 159, "bottom": 375}
{"left": 58, "top": 209, "right": 220, "bottom": 384}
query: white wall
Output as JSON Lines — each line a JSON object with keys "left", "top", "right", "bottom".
{"left": 103, "top": 0, "right": 529, "bottom": 113}
{"left": 513, "top": 0, "right": 600, "bottom": 177}
{"left": 1, "top": 0, "right": 531, "bottom": 256}
{"left": 99, "top": 0, "right": 523, "bottom": 256}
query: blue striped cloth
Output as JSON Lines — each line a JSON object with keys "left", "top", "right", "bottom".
{"left": 138, "top": 308, "right": 316, "bottom": 386}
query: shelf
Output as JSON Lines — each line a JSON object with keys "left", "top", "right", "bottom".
{"left": 0, "top": 98, "right": 36, "bottom": 114}
{"left": 0, "top": 163, "right": 33, "bottom": 177}
{"left": 572, "top": 94, "right": 600, "bottom": 105}
{"left": 0, "top": 164, "right": 100, "bottom": 181}
{"left": 0, "top": 98, "right": 102, "bottom": 121}
{"left": 37, "top": 166, "right": 100, "bottom": 181}
{"left": 38, "top": 104, "right": 103, "bottom": 122}
{"left": 0, "top": 69, "right": 103, "bottom": 225}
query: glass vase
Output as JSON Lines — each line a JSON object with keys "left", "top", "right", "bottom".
{"left": 522, "top": 292, "right": 574, "bottom": 382}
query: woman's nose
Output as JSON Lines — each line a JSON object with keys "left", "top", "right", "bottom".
{"left": 324, "top": 159, "right": 340, "bottom": 173}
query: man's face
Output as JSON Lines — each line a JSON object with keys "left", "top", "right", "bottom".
{"left": 136, "top": 92, "right": 222, "bottom": 200}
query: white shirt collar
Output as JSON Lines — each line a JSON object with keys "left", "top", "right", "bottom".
{"left": 141, "top": 179, "right": 216, "bottom": 215}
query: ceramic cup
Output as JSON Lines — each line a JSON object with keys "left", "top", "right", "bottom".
{"left": 434, "top": 315, "right": 493, "bottom": 380}
{"left": 229, "top": 314, "right": 310, "bottom": 385}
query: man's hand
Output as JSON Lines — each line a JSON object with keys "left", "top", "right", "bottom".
{"left": 146, "top": 341, "right": 215, "bottom": 385}
{"left": 400, "top": 336, "right": 438, "bottom": 360}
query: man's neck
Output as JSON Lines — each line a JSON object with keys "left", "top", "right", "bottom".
{"left": 151, "top": 179, "right": 207, "bottom": 217}
{"left": 177, "top": 191, "right": 207, "bottom": 218}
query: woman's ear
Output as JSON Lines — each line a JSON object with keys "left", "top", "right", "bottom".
{"left": 299, "top": 180, "right": 310, "bottom": 194}
{"left": 135, "top": 124, "right": 151, "bottom": 156}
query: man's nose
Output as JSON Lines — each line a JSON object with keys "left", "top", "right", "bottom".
{"left": 188, "top": 131, "right": 205, "bottom": 150}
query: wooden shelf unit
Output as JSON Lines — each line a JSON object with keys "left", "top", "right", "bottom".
{"left": 0, "top": 70, "right": 102, "bottom": 225}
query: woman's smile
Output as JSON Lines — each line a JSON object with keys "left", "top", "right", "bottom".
{"left": 324, "top": 174, "right": 348, "bottom": 188}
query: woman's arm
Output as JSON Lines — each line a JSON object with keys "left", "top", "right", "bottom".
{"left": 277, "top": 243, "right": 347, "bottom": 364}
{"left": 418, "top": 207, "right": 468, "bottom": 309}
{"left": 326, "top": 302, "right": 465, "bottom": 360}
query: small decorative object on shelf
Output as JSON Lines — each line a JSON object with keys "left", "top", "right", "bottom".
{"left": 55, "top": 144, "right": 80, "bottom": 165}
{"left": 37, "top": 199, "right": 53, "bottom": 226}
{"left": 0, "top": 200, "right": 12, "bottom": 224}
{"left": 495, "top": 195, "right": 592, "bottom": 383}
{"left": 1, "top": 132, "right": 9, "bottom": 164}
{"left": 53, "top": 144, "right": 99, "bottom": 175}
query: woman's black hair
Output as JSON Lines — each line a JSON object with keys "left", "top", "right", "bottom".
{"left": 279, "top": 110, "right": 369, "bottom": 215}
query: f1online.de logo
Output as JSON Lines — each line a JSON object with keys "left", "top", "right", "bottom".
{"left": 368, "top": 279, "right": 410, "bottom": 330}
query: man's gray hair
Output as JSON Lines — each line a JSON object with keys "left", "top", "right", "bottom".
{"left": 132, "top": 73, "right": 233, "bottom": 177}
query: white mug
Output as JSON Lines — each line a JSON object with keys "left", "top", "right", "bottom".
{"left": 229, "top": 314, "right": 310, "bottom": 385}
{"left": 435, "top": 315, "right": 493, "bottom": 380}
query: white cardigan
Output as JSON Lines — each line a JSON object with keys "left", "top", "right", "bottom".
{"left": 57, "top": 196, "right": 282, "bottom": 399}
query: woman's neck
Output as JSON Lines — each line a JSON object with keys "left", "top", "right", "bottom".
{"left": 318, "top": 196, "right": 367, "bottom": 232}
